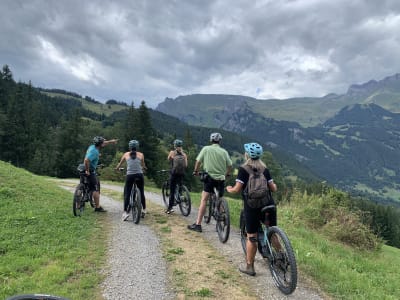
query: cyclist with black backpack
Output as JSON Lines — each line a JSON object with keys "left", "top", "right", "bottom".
{"left": 226, "top": 142, "right": 277, "bottom": 276}
{"left": 165, "top": 139, "right": 188, "bottom": 214}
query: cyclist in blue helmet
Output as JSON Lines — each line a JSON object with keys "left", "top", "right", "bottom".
{"left": 84, "top": 136, "right": 118, "bottom": 212}
{"left": 226, "top": 142, "right": 277, "bottom": 276}
{"left": 116, "top": 139, "right": 147, "bottom": 220}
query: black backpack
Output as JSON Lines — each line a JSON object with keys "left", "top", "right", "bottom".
{"left": 243, "top": 165, "right": 272, "bottom": 208}
{"left": 172, "top": 151, "right": 186, "bottom": 175}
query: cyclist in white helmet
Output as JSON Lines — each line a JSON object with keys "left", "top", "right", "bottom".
{"left": 189, "top": 132, "right": 232, "bottom": 232}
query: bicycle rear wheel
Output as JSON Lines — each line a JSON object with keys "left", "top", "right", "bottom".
{"left": 73, "top": 184, "right": 85, "bottom": 217}
{"left": 161, "top": 181, "right": 169, "bottom": 209}
{"left": 216, "top": 198, "right": 230, "bottom": 243}
{"left": 178, "top": 185, "right": 191, "bottom": 216}
{"left": 267, "top": 226, "right": 298, "bottom": 295}
{"left": 203, "top": 194, "right": 213, "bottom": 224}
{"left": 130, "top": 187, "right": 142, "bottom": 224}
{"left": 239, "top": 210, "right": 247, "bottom": 254}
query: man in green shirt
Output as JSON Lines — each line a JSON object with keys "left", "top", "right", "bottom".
{"left": 188, "top": 132, "right": 233, "bottom": 232}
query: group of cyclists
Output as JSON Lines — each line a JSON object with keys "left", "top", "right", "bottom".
{"left": 82, "top": 132, "right": 278, "bottom": 277}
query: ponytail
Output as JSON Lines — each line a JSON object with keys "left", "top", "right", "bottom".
{"left": 130, "top": 148, "right": 137, "bottom": 159}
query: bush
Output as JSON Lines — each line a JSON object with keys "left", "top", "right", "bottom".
{"left": 291, "top": 187, "right": 383, "bottom": 251}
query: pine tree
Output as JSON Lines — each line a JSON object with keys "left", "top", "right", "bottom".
{"left": 135, "top": 101, "right": 163, "bottom": 180}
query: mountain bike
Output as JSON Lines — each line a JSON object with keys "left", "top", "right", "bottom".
{"left": 200, "top": 172, "right": 230, "bottom": 243}
{"left": 119, "top": 168, "right": 142, "bottom": 224}
{"left": 240, "top": 204, "right": 297, "bottom": 295}
{"left": 72, "top": 163, "right": 95, "bottom": 217}
{"left": 158, "top": 169, "right": 191, "bottom": 216}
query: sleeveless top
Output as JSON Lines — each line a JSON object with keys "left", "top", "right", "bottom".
{"left": 127, "top": 156, "right": 143, "bottom": 175}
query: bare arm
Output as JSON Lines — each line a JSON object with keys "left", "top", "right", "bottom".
{"left": 226, "top": 181, "right": 243, "bottom": 194}
{"left": 115, "top": 153, "right": 126, "bottom": 169}
{"left": 84, "top": 158, "right": 91, "bottom": 175}
{"left": 193, "top": 160, "right": 201, "bottom": 174}
{"left": 103, "top": 139, "right": 118, "bottom": 146}
{"left": 184, "top": 153, "right": 188, "bottom": 168}
{"left": 167, "top": 150, "right": 174, "bottom": 161}
{"left": 268, "top": 180, "right": 277, "bottom": 192}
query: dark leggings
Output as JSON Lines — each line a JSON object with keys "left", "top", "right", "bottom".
{"left": 124, "top": 173, "right": 145, "bottom": 211}
{"left": 169, "top": 174, "right": 184, "bottom": 209}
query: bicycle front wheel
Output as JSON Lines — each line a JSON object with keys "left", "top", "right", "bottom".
{"left": 216, "top": 198, "right": 230, "bottom": 243}
{"left": 73, "top": 184, "right": 85, "bottom": 217}
{"left": 267, "top": 226, "right": 298, "bottom": 295}
{"left": 203, "top": 194, "right": 213, "bottom": 224}
{"left": 161, "top": 181, "right": 169, "bottom": 209}
{"left": 178, "top": 185, "right": 191, "bottom": 216}
{"left": 130, "top": 187, "right": 142, "bottom": 224}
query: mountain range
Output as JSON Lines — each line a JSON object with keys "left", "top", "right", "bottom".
{"left": 156, "top": 74, "right": 400, "bottom": 205}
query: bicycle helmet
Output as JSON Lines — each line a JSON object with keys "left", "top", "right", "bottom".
{"left": 244, "top": 142, "right": 263, "bottom": 159}
{"left": 128, "top": 139, "right": 139, "bottom": 150}
{"left": 174, "top": 139, "right": 183, "bottom": 147}
{"left": 210, "top": 132, "right": 222, "bottom": 142}
{"left": 93, "top": 136, "right": 105, "bottom": 146}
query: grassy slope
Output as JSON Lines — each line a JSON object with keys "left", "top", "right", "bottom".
{"left": 42, "top": 91, "right": 127, "bottom": 116}
{"left": 0, "top": 161, "right": 107, "bottom": 300}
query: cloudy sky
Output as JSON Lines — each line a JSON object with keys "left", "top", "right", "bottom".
{"left": 1, "top": 0, "right": 400, "bottom": 107}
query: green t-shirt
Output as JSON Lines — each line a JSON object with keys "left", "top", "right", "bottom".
{"left": 196, "top": 144, "right": 232, "bottom": 180}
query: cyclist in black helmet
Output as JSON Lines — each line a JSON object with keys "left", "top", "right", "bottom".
{"left": 84, "top": 136, "right": 118, "bottom": 212}
{"left": 165, "top": 139, "right": 188, "bottom": 214}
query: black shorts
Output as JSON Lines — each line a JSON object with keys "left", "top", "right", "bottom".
{"left": 203, "top": 176, "right": 225, "bottom": 197}
{"left": 88, "top": 173, "right": 100, "bottom": 192}
{"left": 244, "top": 200, "right": 277, "bottom": 234}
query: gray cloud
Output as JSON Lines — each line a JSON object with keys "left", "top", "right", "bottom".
{"left": 1, "top": 0, "right": 400, "bottom": 107}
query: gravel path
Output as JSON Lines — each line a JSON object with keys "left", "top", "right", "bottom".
{"left": 100, "top": 184, "right": 327, "bottom": 300}
{"left": 63, "top": 181, "right": 327, "bottom": 299}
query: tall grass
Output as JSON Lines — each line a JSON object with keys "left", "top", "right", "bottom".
{"left": 188, "top": 184, "right": 400, "bottom": 299}
{"left": 0, "top": 161, "right": 107, "bottom": 300}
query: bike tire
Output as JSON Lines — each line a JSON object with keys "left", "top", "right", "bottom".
{"left": 178, "top": 185, "right": 191, "bottom": 216}
{"left": 203, "top": 194, "right": 213, "bottom": 224}
{"left": 130, "top": 187, "right": 142, "bottom": 224}
{"left": 239, "top": 210, "right": 247, "bottom": 254}
{"left": 216, "top": 198, "right": 230, "bottom": 243}
{"left": 73, "top": 184, "right": 85, "bottom": 217}
{"left": 267, "top": 226, "right": 298, "bottom": 295}
{"left": 88, "top": 190, "right": 95, "bottom": 208}
{"left": 161, "top": 181, "right": 169, "bottom": 209}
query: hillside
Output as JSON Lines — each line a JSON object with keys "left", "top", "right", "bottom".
{"left": 155, "top": 74, "right": 400, "bottom": 205}
{"left": 156, "top": 73, "right": 400, "bottom": 127}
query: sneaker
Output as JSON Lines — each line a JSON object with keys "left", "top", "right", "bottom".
{"left": 187, "top": 223, "right": 202, "bottom": 232}
{"left": 141, "top": 209, "right": 146, "bottom": 218}
{"left": 239, "top": 263, "right": 256, "bottom": 276}
{"left": 122, "top": 211, "right": 129, "bottom": 221}
{"left": 165, "top": 208, "right": 174, "bottom": 214}
{"left": 94, "top": 206, "right": 107, "bottom": 212}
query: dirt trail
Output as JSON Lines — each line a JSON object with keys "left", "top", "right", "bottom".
{"left": 99, "top": 183, "right": 327, "bottom": 300}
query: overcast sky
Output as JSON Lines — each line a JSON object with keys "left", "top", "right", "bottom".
{"left": 1, "top": 0, "right": 400, "bottom": 107}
